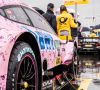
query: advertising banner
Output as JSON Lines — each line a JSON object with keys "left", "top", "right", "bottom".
{"left": 64, "top": 0, "right": 89, "bottom": 6}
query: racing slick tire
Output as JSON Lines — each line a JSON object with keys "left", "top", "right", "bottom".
{"left": 6, "top": 42, "right": 40, "bottom": 90}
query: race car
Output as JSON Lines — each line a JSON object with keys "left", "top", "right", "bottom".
{"left": 77, "top": 26, "right": 100, "bottom": 52}
{"left": 78, "top": 37, "right": 100, "bottom": 52}
{"left": 0, "top": 0, "right": 77, "bottom": 90}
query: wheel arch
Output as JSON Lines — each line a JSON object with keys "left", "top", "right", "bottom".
{"left": 16, "top": 32, "right": 42, "bottom": 71}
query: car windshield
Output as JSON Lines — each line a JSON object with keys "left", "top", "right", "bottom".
{"left": 82, "top": 27, "right": 90, "bottom": 32}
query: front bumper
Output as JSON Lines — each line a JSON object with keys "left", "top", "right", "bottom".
{"left": 78, "top": 46, "right": 100, "bottom": 52}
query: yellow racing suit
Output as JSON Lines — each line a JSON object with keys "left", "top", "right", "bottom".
{"left": 57, "top": 11, "right": 77, "bottom": 40}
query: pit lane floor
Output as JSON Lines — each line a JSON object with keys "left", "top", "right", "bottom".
{"left": 43, "top": 52, "right": 100, "bottom": 90}
{"left": 78, "top": 52, "right": 100, "bottom": 90}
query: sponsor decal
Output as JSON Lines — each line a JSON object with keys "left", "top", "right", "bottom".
{"left": 54, "top": 40, "right": 60, "bottom": 49}
{"left": 39, "top": 37, "right": 45, "bottom": 49}
{"left": 64, "top": 0, "right": 89, "bottom": 6}
{"left": 17, "top": 47, "right": 34, "bottom": 62}
{"left": 55, "top": 56, "right": 61, "bottom": 66}
{"left": 42, "top": 80, "right": 53, "bottom": 89}
{"left": 20, "top": 26, "right": 54, "bottom": 50}
{"left": 36, "top": 31, "right": 54, "bottom": 50}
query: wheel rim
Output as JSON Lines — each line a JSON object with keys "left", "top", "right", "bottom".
{"left": 16, "top": 54, "right": 37, "bottom": 90}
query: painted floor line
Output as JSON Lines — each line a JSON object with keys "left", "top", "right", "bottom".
{"left": 78, "top": 79, "right": 92, "bottom": 90}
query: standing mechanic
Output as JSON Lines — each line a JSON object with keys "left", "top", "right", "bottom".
{"left": 56, "top": 5, "right": 77, "bottom": 41}
{"left": 70, "top": 13, "right": 81, "bottom": 38}
{"left": 43, "top": 3, "right": 57, "bottom": 33}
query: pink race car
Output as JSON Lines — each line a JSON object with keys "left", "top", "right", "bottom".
{"left": 0, "top": 0, "right": 76, "bottom": 90}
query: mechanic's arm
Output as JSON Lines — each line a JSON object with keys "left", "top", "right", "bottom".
{"left": 69, "top": 15, "right": 78, "bottom": 28}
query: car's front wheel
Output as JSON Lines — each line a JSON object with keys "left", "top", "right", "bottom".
{"left": 6, "top": 42, "right": 38, "bottom": 90}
